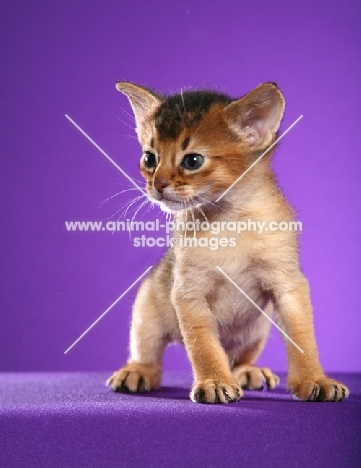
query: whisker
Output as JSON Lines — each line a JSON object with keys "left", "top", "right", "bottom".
{"left": 191, "top": 207, "right": 196, "bottom": 239}
{"left": 122, "top": 195, "right": 146, "bottom": 219}
{"left": 182, "top": 202, "right": 187, "bottom": 238}
{"left": 140, "top": 199, "right": 154, "bottom": 218}
{"left": 113, "top": 195, "right": 145, "bottom": 220}
{"left": 105, "top": 179, "right": 144, "bottom": 188}
{"left": 197, "top": 195, "right": 230, "bottom": 214}
{"left": 104, "top": 195, "right": 144, "bottom": 221}
{"left": 197, "top": 204, "right": 210, "bottom": 224}
{"left": 119, "top": 176, "right": 144, "bottom": 186}
{"left": 99, "top": 188, "right": 139, "bottom": 208}
{"left": 128, "top": 199, "right": 149, "bottom": 239}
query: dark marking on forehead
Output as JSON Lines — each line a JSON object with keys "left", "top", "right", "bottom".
{"left": 154, "top": 90, "right": 232, "bottom": 140}
{"left": 182, "top": 137, "right": 190, "bottom": 151}
{"left": 150, "top": 138, "right": 154, "bottom": 148}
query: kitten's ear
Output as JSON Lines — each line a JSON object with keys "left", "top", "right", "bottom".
{"left": 224, "top": 83, "right": 285, "bottom": 149}
{"left": 115, "top": 82, "right": 162, "bottom": 127}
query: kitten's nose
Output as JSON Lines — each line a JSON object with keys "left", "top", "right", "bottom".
{"left": 154, "top": 178, "right": 169, "bottom": 194}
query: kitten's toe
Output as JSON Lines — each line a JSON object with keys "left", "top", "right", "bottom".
{"left": 106, "top": 362, "right": 162, "bottom": 393}
{"left": 191, "top": 378, "right": 242, "bottom": 404}
{"left": 232, "top": 365, "right": 280, "bottom": 390}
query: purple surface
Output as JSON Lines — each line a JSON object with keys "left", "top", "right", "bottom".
{"left": 1, "top": 0, "right": 361, "bottom": 373}
{"left": 1, "top": 372, "right": 361, "bottom": 467}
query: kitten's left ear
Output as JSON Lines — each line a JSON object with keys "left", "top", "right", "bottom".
{"left": 115, "top": 81, "right": 162, "bottom": 128}
{"left": 224, "top": 83, "right": 285, "bottom": 149}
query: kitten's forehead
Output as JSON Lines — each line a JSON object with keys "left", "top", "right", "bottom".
{"left": 153, "top": 91, "right": 232, "bottom": 141}
{"left": 146, "top": 133, "right": 191, "bottom": 152}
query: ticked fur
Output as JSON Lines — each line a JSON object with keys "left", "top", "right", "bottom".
{"left": 107, "top": 82, "right": 349, "bottom": 403}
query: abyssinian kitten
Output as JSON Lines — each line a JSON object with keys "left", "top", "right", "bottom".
{"left": 107, "top": 81, "right": 349, "bottom": 403}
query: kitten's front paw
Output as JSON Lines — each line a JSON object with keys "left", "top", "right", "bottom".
{"left": 106, "top": 362, "right": 162, "bottom": 393}
{"left": 190, "top": 378, "right": 242, "bottom": 404}
{"left": 289, "top": 376, "right": 349, "bottom": 402}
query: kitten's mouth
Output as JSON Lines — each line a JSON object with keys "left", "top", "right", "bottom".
{"left": 151, "top": 193, "right": 201, "bottom": 213}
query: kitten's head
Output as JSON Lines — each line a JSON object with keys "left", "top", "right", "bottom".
{"left": 116, "top": 81, "right": 285, "bottom": 213}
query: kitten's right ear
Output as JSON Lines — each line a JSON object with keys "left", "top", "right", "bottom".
{"left": 115, "top": 82, "right": 162, "bottom": 127}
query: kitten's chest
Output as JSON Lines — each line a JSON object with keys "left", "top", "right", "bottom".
{"left": 174, "top": 240, "right": 261, "bottom": 313}
{"left": 172, "top": 210, "right": 264, "bottom": 320}
{"left": 170, "top": 227, "right": 269, "bottom": 348}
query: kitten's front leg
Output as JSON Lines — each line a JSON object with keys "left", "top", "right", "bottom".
{"left": 172, "top": 290, "right": 242, "bottom": 404}
{"left": 107, "top": 277, "right": 166, "bottom": 393}
{"left": 274, "top": 274, "right": 349, "bottom": 401}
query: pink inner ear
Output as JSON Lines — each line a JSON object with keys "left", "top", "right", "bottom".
{"left": 225, "top": 84, "right": 285, "bottom": 148}
{"left": 241, "top": 100, "right": 283, "bottom": 147}
{"left": 242, "top": 124, "right": 261, "bottom": 147}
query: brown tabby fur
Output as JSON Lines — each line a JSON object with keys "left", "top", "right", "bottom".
{"left": 107, "top": 82, "right": 349, "bottom": 403}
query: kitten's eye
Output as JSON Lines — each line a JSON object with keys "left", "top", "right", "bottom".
{"left": 182, "top": 154, "right": 204, "bottom": 170}
{"left": 143, "top": 152, "right": 157, "bottom": 169}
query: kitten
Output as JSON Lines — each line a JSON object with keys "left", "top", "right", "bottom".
{"left": 107, "top": 82, "right": 349, "bottom": 403}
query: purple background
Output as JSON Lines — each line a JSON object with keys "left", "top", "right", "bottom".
{"left": 1, "top": 0, "right": 360, "bottom": 373}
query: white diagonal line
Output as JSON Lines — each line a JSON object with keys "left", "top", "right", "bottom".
{"left": 216, "top": 266, "right": 304, "bottom": 353}
{"left": 64, "top": 266, "right": 153, "bottom": 354}
{"left": 65, "top": 114, "right": 146, "bottom": 196}
{"left": 215, "top": 115, "right": 303, "bottom": 202}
